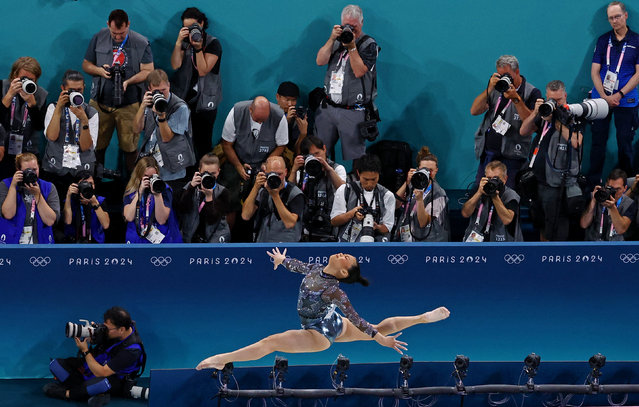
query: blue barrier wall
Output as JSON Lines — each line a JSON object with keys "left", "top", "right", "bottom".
{"left": 1, "top": 243, "right": 639, "bottom": 379}
{"left": 0, "top": 0, "right": 634, "bottom": 187}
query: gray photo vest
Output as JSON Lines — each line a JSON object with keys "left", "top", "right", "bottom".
{"left": 323, "top": 35, "right": 378, "bottom": 106}
{"left": 545, "top": 127, "right": 581, "bottom": 188}
{"left": 463, "top": 187, "right": 523, "bottom": 242}
{"left": 171, "top": 34, "right": 222, "bottom": 112}
{"left": 585, "top": 195, "right": 635, "bottom": 241}
{"left": 395, "top": 182, "right": 450, "bottom": 242}
{"left": 141, "top": 93, "right": 195, "bottom": 173}
{"left": 232, "top": 101, "right": 284, "bottom": 167}
{"left": 338, "top": 181, "right": 390, "bottom": 242}
{"left": 43, "top": 104, "right": 98, "bottom": 176}
{"left": 254, "top": 183, "right": 303, "bottom": 242}
{"left": 1, "top": 79, "right": 48, "bottom": 154}
{"left": 90, "top": 28, "right": 149, "bottom": 104}
{"left": 180, "top": 183, "right": 231, "bottom": 243}
{"left": 474, "top": 80, "right": 536, "bottom": 160}
{"left": 299, "top": 160, "right": 339, "bottom": 238}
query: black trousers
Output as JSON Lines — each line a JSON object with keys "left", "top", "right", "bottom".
{"left": 54, "top": 357, "right": 126, "bottom": 401}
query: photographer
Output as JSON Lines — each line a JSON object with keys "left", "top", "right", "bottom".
{"left": 63, "top": 171, "right": 110, "bottom": 243}
{"left": 315, "top": 4, "right": 379, "bottom": 162}
{"left": 134, "top": 69, "right": 195, "bottom": 192}
{"left": 330, "top": 153, "right": 395, "bottom": 242}
{"left": 470, "top": 55, "right": 541, "bottom": 188}
{"left": 276, "top": 81, "right": 309, "bottom": 159}
{"left": 241, "top": 156, "right": 304, "bottom": 242}
{"left": 0, "top": 57, "right": 48, "bottom": 180}
{"left": 171, "top": 7, "right": 222, "bottom": 160}
{"left": 43, "top": 306, "right": 146, "bottom": 405}
{"left": 520, "top": 80, "right": 584, "bottom": 241}
{"left": 580, "top": 169, "right": 636, "bottom": 241}
{"left": 82, "top": 9, "right": 154, "bottom": 175}
{"left": 0, "top": 153, "right": 59, "bottom": 244}
{"left": 394, "top": 147, "right": 450, "bottom": 242}
{"left": 42, "top": 70, "right": 99, "bottom": 196}
{"left": 289, "top": 136, "right": 346, "bottom": 241}
{"left": 176, "top": 153, "right": 231, "bottom": 243}
{"left": 461, "top": 160, "right": 523, "bottom": 242}
{"left": 122, "top": 157, "right": 182, "bottom": 244}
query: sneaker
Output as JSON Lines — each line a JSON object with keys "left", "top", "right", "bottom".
{"left": 42, "top": 381, "right": 66, "bottom": 399}
{"left": 87, "top": 393, "right": 111, "bottom": 407}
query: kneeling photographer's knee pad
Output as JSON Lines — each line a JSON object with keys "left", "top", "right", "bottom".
{"left": 49, "top": 359, "right": 70, "bottom": 383}
{"left": 85, "top": 377, "right": 111, "bottom": 396}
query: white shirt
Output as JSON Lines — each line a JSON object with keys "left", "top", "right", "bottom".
{"left": 44, "top": 104, "right": 98, "bottom": 148}
{"left": 221, "top": 107, "right": 288, "bottom": 146}
{"left": 331, "top": 183, "right": 396, "bottom": 231}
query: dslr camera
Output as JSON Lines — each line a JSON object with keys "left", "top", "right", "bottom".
{"left": 148, "top": 174, "right": 166, "bottom": 194}
{"left": 19, "top": 168, "right": 38, "bottom": 187}
{"left": 76, "top": 180, "right": 95, "bottom": 200}
{"left": 295, "top": 106, "right": 307, "bottom": 118}
{"left": 494, "top": 73, "right": 513, "bottom": 93}
{"left": 107, "top": 64, "right": 124, "bottom": 106}
{"left": 200, "top": 171, "right": 217, "bottom": 189}
{"left": 65, "top": 319, "right": 109, "bottom": 346}
{"left": 151, "top": 90, "right": 168, "bottom": 113}
{"left": 66, "top": 90, "right": 85, "bottom": 108}
{"left": 410, "top": 169, "right": 430, "bottom": 190}
{"left": 21, "top": 77, "right": 37, "bottom": 95}
{"left": 338, "top": 24, "right": 355, "bottom": 43}
{"left": 304, "top": 156, "right": 323, "bottom": 178}
{"left": 266, "top": 172, "right": 282, "bottom": 189}
{"left": 594, "top": 185, "right": 616, "bottom": 203}
{"left": 483, "top": 177, "right": 505, "bottom": 197}
{"left": 188, "top": 23, "right": 203, "bottom": 43}
{"left": 358, "top": 206, "right": 379, "bottom": 243}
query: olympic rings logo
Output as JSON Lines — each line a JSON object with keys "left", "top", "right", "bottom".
{"left": 387, "top": 254, "right": 408, "bottom": 265}
{"left": 504, "top": 254, "right": 525, "bottom": 265}
{"left": 150, "top": 256, "right": 172, "bottom": 267}
{"left": 619, "top": 253, "right": 639, "bottom": 264}
{"left": 30, "top": 256, "right": 51, "bottom": 267}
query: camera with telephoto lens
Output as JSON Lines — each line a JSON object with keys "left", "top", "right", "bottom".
{"left": 266, "top": 172, "right": 282, "bottom": 189}
{"left": 338, "top": 24, "right": 355, "bottom": 43}
{"left": 594, "top": 185, "right": 616, "bottom": 203}
{"left": 19, "top": 168, "right": 38, "bottom": 187}
{"left": 65, "top": 319, "right": 109, "bottom": 346}
{"left": 77, "top": 180, "right": 95, "bottom": 200}
{"left": 200, "top": 171, "right": 217, "bottom": 189}
{"left": 66, "top": 90, "right": 84, "bottom": 108}
{"left": 304, "top": 156, "right": 323, "bottom": 178}
{"left": 20, "top": 77, "right": 37, "bottom": 95}
{"left": 495, "top": 73, "right": 513, "bottom": 93}
{"left": 483, "top": 177, "right": 505, "bottom": 197}
{"left": 148, "top": 174, "right": 166, "bottom": 194}
{"left": 108, "top": 64, "right": 124, "bottom": 106}
{"left": 410, "top": 168, "right": 430, "bottom": 190}
{"left": 561, "top": 98, "right": 609, "bottom": 122}
{"left": 538, "top": 99, "right": 557, "bottom": 117}
{"left": 358, "top": 206, "right": 379, "bottom": 243}
{"left": 151, "top": 90, "right": 168, "bottom": 113}
{"left": 188, "top": 23, "right": 203, "bottom": 43}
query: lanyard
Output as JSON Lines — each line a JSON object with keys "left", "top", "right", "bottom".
{"left": 409, "top": 183, "right": 432, "bottom": 215}
{"left": 63, "top": 107, "right": 80, "bottom": 144}
{"left": 112, "top": 33, "right": 129, "bottom": 66}
{"left": 29, "top": 195, "right": 36, "bottom": 222}
{"left": 474, "top": 201, "right": 495, "bottom": 233}
{"left": 529, "top": 121, "right": 552, "bottom": 168}
{"left": 493, "top": 96, "right": 512, "bottom": 121}
{"left": 198, "top": 190, "right": 215, "bottom": 213}
{"left": 599, "top": 196, "right": 623, "bottom": 238}
{"left": 10, "top": 97, "right": 29, "bottom": 131}
{"left": 336, "top": 50, "right": 350, "bottom": 70}
{"left": 139, "top": 194, "right": 151, "bottom": 230}
{"left": 607, "top": 36, "right": 627, "bottom": 74}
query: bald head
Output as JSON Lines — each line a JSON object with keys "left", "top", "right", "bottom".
{"left": 250, "top": 96, "right": 271, "bottom": 123}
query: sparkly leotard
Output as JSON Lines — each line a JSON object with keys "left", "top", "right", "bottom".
{"left": 283, "top": 258, "right": 378, "bottom": 343}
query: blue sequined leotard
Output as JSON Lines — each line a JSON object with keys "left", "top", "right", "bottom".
{"left": 282, "top": 258, "right": 378, "bottom": 343}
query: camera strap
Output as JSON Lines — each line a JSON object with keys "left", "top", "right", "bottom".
{"left": 10, "top": 96, "right": 29, "bottom": 131}
{"left": 607, "top": 37, "right": 627, "bottom": 74}
{"left": 112, "top": 33, "right": 129, "bottom": 66}
{"left": 63, "top": 107, "right": 80, "bottom": 145}
{"left": 474, "top": 201, "right": 494, "bottom": 234}
{"left": 529, "top": 121, "right": 551, "bottom": 168}
{"left": 135, "top": 193, "right": 153, "bottom": 238}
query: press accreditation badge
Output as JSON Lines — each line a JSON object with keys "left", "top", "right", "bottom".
{"left": 8, "top": 133, "right": 23, "bottom": 156}
{"left": 491, "top": 116, "right": 511, "bottom": 136}
{"left": 62, "top": 145, "right": 81, "bottom": 169}
{"left": 400, "top": 224, "right": 412, "bottom": 242}
{"left": 329, "top": 69, "right": 345, "bottom": 95}
{"left": 153, "top": 148, "right": 164, "bottom": 168}
{"left": 465, "top": 230, "right": 485, "bottom": 243}
{"left": 146, "top": 225, "right": 165, "bottom": 244}
{"left": 603, "top": 70, "right": 619, "bottom": 94}
{"left": 19, "top": 226, "right": 33, "bottom": 244}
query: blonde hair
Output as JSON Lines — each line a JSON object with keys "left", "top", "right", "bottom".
{"left": 9, "top": 57, "right": 42, "bottom": 81}
{"left": 124, "top": 157, "right": 159, "bottom": 196}
{"left": 15, "top": 152, "right": 38, "bottom": 170}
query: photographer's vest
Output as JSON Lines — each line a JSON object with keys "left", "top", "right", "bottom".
{"left": 141, "top": 93, "right": 195, "bottom": 173}
{"left": 171, "top": 34, "right": 222, "bottom": 112}
{"left": 1, "top": 79, "right": 48, "bottom": 154}
{"left": 337, "top": 181, "right": 390, "bottom": 242}
{"left": 232, "top": 101, "right": 283, "bottom": 167}
{"left": 43, "top": 104, "right": 98, "bottom": 176}
{"left": 299, "top": 160, "right": 338, "bottom": 238}
{"left": 254, "top": 183, "right": 303, "bottom": 242}
{"left": 395, "top": 182, "right": 450, "bottom": 242}
{"left": 179, "top": 183, "right": 231, "bottom": 243}
{"left": 90, "top": 28, "right": 149, "bottom": 104}
{"left": 463, "top": 187, "right": 523, "bottom": 242}
{"left": 585, "top": 195, "right": 635, "bottom": 241}
{"left": 545, "top": 127, "right": 581, "bottom": 188}
{"left": 83, "top": 325, "right": 146, "bottom": 380}
{"left": 323, "top": 35, "right": 378, "bottom": 106}
{"left": 474, "top": 79, "right": 536, "bottom": 160}
{"left": 0, "top": 178, "right": 54, "bottom": 244}
{"left": 125, "top": 189, "right": 183, "bottom": 244}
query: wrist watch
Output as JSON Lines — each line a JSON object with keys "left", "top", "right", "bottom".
{"left": 158, "top": 117, "right": 167, "bottom": 123}
{"left": 92, "top": 203, "right": 100, "bottom": 210}
{"left": 82, "top": 350, "right": 90, "bottom": 358}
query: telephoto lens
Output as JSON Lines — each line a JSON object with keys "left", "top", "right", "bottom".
{"left": 304, "top": 156, "right": 323, "bottom": 177}
{"left": 494, "top": 73, "right": 513, "bottom": 93}
{"left": 266, "top": 172, "right": 282, "bottom": 189}
{"left": 538, "top": 99, "right": 556, "bottom": 117}
{"left": 200, "top": 172, "right": 217, "bottom": 189}
{"left": 68, "top": 91, "right": 85, "bottom": 107}
{"left": 152, "top": 90, "right": 168, "bottom": 113}
{"left": 188, "top": 23, "right": 203, "bottom": 43}
{"left": 21, "top": 77, "right": 37, "bottom": 94}
{"left": 410, "top": 169, "right": 430, "bottom": 190}
{"left": 111, "top": 64, "right": 123, "bottom": 106}
{"left": 149, "top": 174, "right": 166, "bottom": 194}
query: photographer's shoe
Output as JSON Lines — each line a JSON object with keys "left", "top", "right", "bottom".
{"left": 87, "top": 393, "right": 110, "bottom": 406}
{"left": 42, "top": 381, "right": 66, "bottom": 399}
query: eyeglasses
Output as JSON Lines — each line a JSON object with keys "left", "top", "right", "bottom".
{"left": 608, "top": 14, "right": 625, "bottom": 22}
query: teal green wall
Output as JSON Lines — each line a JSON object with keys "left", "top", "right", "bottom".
{"left": 1, "top": 0, "right": 632, "bottom": 188}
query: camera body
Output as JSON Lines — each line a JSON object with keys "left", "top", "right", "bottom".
{"left": 304, "top": 156, "right": 323, "bottom": 178}
{"left": 200, "top": 171, "right": 217, "bottom": 189}
{"left": 188, "top": 23, "right": 203, "bottom": 43}
{"left": 65, "top": 319, "right": 109, "bottom": 346}
{"left": 20, "top": 168, "right": 38, "bottom": 186}
{"left": 295, "top": 106, "right": 307, "bottom": 118}
{"left": 149, "top": 174, "right": 166, "bottom": 194}
{"left": 538, "top": 99, "right": 557, "bottom": 117}
{"left": 594, "top": 185, "right": 616, "bottom": 203}
{"left": 20, "top": 77, "right": 37, "bottom": 95}
{"left": 108, "top": 64, "right": 124, "bottom": 106}
{"left": 338, "top": 24, "right": 355, "bottom": 43}
{"left": 77, "top": 180, "right": 95, "bottom": 200}
{"left": 483, "top": 177, "right": 505, "bottom": 197}
{"left": 495, "top": 73, "right": 513, "bottom": 93}
{"left": 151, "top": 90, "right": 168, "bottom": 113}
{"left": 266, "top": 172, "right": 282, "bottom": 189}
{"left": 410, "top": 169, "right": 430, "bottom": 190}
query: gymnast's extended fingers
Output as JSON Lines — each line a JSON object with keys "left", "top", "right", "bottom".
{"left": 282, "top": 248, "right": 287, "bottom": 257}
